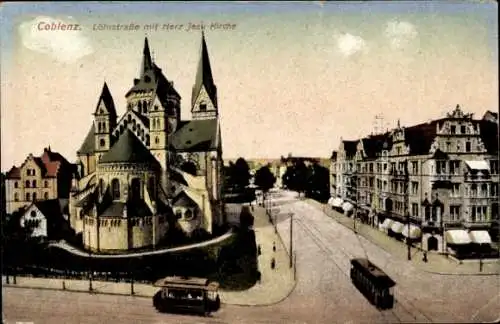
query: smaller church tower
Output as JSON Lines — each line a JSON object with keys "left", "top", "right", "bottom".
{"left": 94, "top": 82, "right": 117, "bottom": 161}
{"left": 191, "top": 31, "right": 218, "bottom": 120}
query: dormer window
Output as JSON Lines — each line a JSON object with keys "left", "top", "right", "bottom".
{"left": 199, "top": 103, "right": 207, "bottom": 112}
{"left": 450, "top": 125, "right": 456, "bottom": 134}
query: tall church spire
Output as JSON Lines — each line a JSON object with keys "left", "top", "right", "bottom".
{"left": 141, "top": 37, "right": 153, "bottom": 76}
{"left": 192, "top": 31, "right": 217, "bottom": 109}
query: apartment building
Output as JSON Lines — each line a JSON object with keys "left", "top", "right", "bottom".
{"left": 330, "top": 105, "right": 499, "bottom": 253}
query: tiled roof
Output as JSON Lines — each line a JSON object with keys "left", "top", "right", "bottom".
{"left": 7, "top": 148, "right": 71, "bottom": 179}
{"left": 404, "top": 121, "right": 439, "bottom": 155}
{"left": 342, "top": 140, "right": 358, "bottom": 158}
{"left": 169, "top": 119, "right": 218, "bottom": 152}
{"left": 172, "top": 191, "right": 198, "bottom": 207}
{"left": 100, "top": 129, "right": 157, "bottom": 164}
{"left": 77, "top": 124, "right": 96, "bottom": 155}
{"left": 479, "top": 119, "right": 498, "bottom": 155}
{"left": 192, "top": 31, "right": 217, "bottom": 108}
{"left": 6, "top": 166, "right": 21, "bottom": 178}
{"left": 361, "top": 133, "right": 392, "bottom": 159}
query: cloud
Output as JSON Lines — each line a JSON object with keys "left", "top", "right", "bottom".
{"left": 19, "top": 16, "right": 94, "bottom": 63}
{"left": 336, "top": 33, "right": 368, "bottom": 58}
{"left": 384, "top": 20, "right": 418, "bottom": 50}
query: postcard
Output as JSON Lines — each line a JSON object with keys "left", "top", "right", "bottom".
{"left": 1, "top": 1, "right": 499, "bottom": 324}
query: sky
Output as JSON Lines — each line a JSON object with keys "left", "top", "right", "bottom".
{"left": 1, "top": 1, "right": 498, "bottom": 171}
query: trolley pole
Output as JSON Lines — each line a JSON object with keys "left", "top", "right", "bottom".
{"left": 289, "top": 212, "right": 293, "bottom": 268}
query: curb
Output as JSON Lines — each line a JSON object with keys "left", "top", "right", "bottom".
{"left": 307, "top": 200, "right": 500, "bottom": 276}
{"left": 221, "top": 275, "right": 298, "bottom": 307}
{"left": 3, "top": 283, "right": 152, "bottom": 299}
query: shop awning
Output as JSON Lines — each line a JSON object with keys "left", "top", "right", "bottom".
{"left": 445, "top": 230, "right": 472, "bottom": 245}
{"left": 342, "top": 202, "right": 354, "bottom": 212}
{"left": 328, "top": 197, "right": 343, "bottom": 208}
{"left": 469, "top": 230, "right": 492, "bottom": 244}
{"left": 390, "top": 222, "right": 405, "bottom": 234}
{"left": 402, "top": 224, "right": 422, "bottom": 239}
{"left": 380, "top": 218, "right": 393, "bottom": 229}
{"left": 465, "top": 160, "right": 490, "bottom": 171}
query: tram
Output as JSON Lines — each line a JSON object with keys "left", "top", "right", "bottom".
{"left": 152, "top": 276, "right": 221, "bottom": 315}
{"left": 350, "top": 258, "right": 396, "bottom": 310}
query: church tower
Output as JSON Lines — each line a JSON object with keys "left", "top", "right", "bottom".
{"left": 191, "top": 31, "right": 218, "bottom": 120}
{"left": 94, "top": 82, "right": 117, "bottom": 161}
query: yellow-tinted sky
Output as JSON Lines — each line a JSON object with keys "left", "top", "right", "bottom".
{"left": 1, "top": 1, "right": 498, "bottom": 171}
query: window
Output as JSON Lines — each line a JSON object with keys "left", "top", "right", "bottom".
{"left": 100, "top": 139, "right": 105, "bottom": 147}
{"left": 31, "top": 210, "right": 37, "bottom": 218}
{"left": 25, "top": 180, "right": 30, "bottom": 188}
{"left": 451, "top": 183, "right": 460, "bottom": 197}
{"left": 99, "top": 179, "right": 105, "bottom": 196}
{"left": 14, "top": 193, "right": 19, "bottom": 201}
{"left": 411, "top": 161, "right": 418, "bottom": 175}
{"left": 457, "top": 143, "right": 461, "bottom": 152}
{"left": 131, "top": 178, "right": 141, "bottom": 199}
{"left": 465, "top": 142, "right": 471, "bottom": 152}
{"left": 127, "top": 114, "right": 132, "bottom": 122}
{"left": 446, "top": 142, "right": 451, "bottom": 152}
{"left": 460, "top": 125, "right": 466, "bottom": 134}
{"left": 32, "top": 193, "right": 37, "bottom": 201}
{"left": 481, "top": 184, "right": 488, "bottom": 197}
{"left": 44, "top": 192, "right": 49, "bottom": 199}
{"left": 450, "top": 206, "right": 460, "bottom": 221}
{"left": 44, "top": 180, "right": 48, "bottom": 188}
{"left": 491, "top": 183, "right": 498, "bottom": 197}
{"left": 32, "top": 180, "right": 36, "bottom": 188}
{"left": 26, "top": 193, "right": 30, "bottom": 201}
{"left": 411, "top": 182, "right": 418, "bottom": 195}
{"left": 199, "top": 103, "right": 207, "bottom": 112}
{"left": 424, "top": 206, "right": 431, "bottom": 222}
{"left": 154, "top": 105, "right": 159, "bottom": 111}
{"left": 185, "top": 209, "right": 194, "bottom": 220}
{"left": 14, "top": 182, "right": 18, "bottom": 188}
{"left": 450, "top": 125, "right": 456, "bottom": 134}
{"left": 449, "top": 161, "right": 460, "bottom": 175}
{"left": 26, "top": 169, "right": 31, "bottom": 176}
{"left": 412, "top": 203, "right": 419, "bottom": 217}
{"left": 155, "top": 137, "right": 159, "bottom": 144}
{"left": 175, "top": 210, "right": 182, "bottom": 219}
{"left": 471, "top": 184, "right": 477, "bottom": 197}
{"left": 111, "top": 179, "right": 120, "bottom": 200}
{"left": 490, "top": 160, "right": 499, "bottom": 175}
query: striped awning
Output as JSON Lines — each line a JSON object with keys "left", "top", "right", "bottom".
{"left": 342, "top": 202, "right": 354, "bottom": 212}
{"left": 445, "top": 230, "right": 472, "bottom": 245}
{"left": 390, "top": 222, "right": 405, "bottom": 234}
{"left": 469, "top": 230, "right": 492, "bottom": 244}
{"left": 402, "top": 224, "right": 422, "bottom": 239}
{"left": 380, "top": 218, "right": 393, "bottom": 230}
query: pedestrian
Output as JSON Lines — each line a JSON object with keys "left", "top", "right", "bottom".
{"left": 423, "top": 251, "right": 428, "bottom": 263}
{"left": 273, "top": 242, "right": 276, "bottom": 252}
{"left": 271, "top": 258, "right": 276, "bottom": 270}
{"left": 258, "top": 245, "right": 261, "bottom": 255}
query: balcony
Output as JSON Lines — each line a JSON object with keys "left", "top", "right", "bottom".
{"left": 464, "top": 173, "right": 491, "bottom": 182}
{"left": 431, "top": 174, "right": 452, "bottom": 182}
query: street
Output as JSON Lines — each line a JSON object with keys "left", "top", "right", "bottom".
{"left": 3, "top": 190, "right": 500, "bottom": 323}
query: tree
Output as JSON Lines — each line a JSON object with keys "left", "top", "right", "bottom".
{"left": 254, "top": 165, "right": 276, "bottom": 205}
{"left": 232, "top": 158, "right": 251, "bottom": 191}
{"left": 306, "top": 162, "right": 330, "bottom": 202}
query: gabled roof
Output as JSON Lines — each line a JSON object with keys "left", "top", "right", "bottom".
{"left": 479, "top": 119, "right": 498, "bottom": 155}
{"left": 361, "top": 133, "right": 392, "bottom": 159}
{"left": 192, "top": 31, "right": 217, "bottom": 109}
{"left": 342, "top": 140, "right": 358, "bottom": 158}
{"left": 404, "top": 120, "right": 440, "bottom": 155}
{"left": 100, "top": 129, "right": 157, "bottom": 164}
{"left": 169, "top": 119, "right": 218, "bottom": 152}
{"left": 172, "top": 191, "right": 198, "bottom": 207}
{"left": 77, "top": 124, "right": 96, "bottom": 155}
{"left": 94, "top": 82, "right": 117, "bottom": 119}
{"left": 6, "top": 166, "right": 21, "bottom": 179}
{"left": 7, "top": 148, "right": 72, "bottom": 179}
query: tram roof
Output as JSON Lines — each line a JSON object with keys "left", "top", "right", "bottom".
{"left": 154, "top": 276, "right": 219, "bottom": 290}
{"left": 351, "top": 258, "right": 396, "bottom": 287}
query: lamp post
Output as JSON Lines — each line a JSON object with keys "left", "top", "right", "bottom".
{"left": 289, "top": 212, "right": 293, "bottom": 268}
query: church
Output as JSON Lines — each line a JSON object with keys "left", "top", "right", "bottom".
{"left": 68, "top": 33, "right": 225, "bottom": 252}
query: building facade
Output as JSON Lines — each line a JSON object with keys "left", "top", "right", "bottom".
{"left": 331, "top": 105, "right": 499, "bottom": 252}
{"left": 4, "top": 147, "right": 75, "bottom": 215}
{"left": 69, "top": 34, "right": 225, "bottom": 252}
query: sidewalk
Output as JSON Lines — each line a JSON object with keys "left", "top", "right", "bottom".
{"left": 218, "top": 205, "right": 297, "bottom": 306}
{"left": 3, "top": 206, "right": 296, "bottom": 306}
{"left": 307, "top": 199, "right": 500, "bottom": 276}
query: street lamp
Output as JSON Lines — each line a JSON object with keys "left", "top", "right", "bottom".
{"left": 289, "top": 212, "right": 293, "bottom": 268}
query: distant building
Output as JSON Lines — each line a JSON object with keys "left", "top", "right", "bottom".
{"left": 331, "top": 105, "right": 499, "bottom": 253}
{"left": 483, "top": 110, "right": 498, "bottom": 124}
{"left": 4, "top": 147, "right": 75, "bottom": 215}
{"left": 20, "top": 199, "right": 71, "bottom": 241}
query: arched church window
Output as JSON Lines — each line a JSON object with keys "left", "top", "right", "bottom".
{"left": 199, "top": 102, "right": 207, "bottom": 112}
{"left": 111, "top": 178, "right": 120, "bottom": 200}
{"left": 100, "top": 139, "right": 105, "bottom": 147}
{"left": 131, "top": 178, "right": 141, "bottom": 200}
{"left": 127, "top": 115, "right": 132, "bottom": 122}
{"left": 44, "top": 180, "right": 48, "bottom": 188}
{"left": 155, "top": 137, "right": 159, "bottom": 144}
{"left": 31, "top": 210, "right": 37, "bottom": 218}
{"left": 133, "top": 125, "right": 137, "bottom": 131}
{"left": 146, "top": 135, "right": 150, "bottom": 146}
{"left": 148, "top": 177, "right": 155, "bottom": 199}
{"left": 102, "top": 122, "right": 106, "bottom": 132}
{"left": 132, "top": 119, "right": 136, "bottom": 126}
{"left": 14, "top": 182, "right": 18, "bottom": 188}
{"left": 154, "top": 105, "right": 159, "bottom": 111}
{"left": 32, "top": 180, "right": 36, "bottom": 187}
{"left": 44, "top": 192, "right": 49, "bottom": 199}
{"left": 99, "top": 179, "right": 105, "bottom": 196}
{"left": 26, "top": 193, "right": 30, "bottom": 201}
{"left": 33, "top": 192, "right": 37, "bottom": 201}
{"left": 152, "top": 119, "right": 156, "bottom": 130}
{"left": 184, "top": 209, "right": 194, "bottom": 220}
{"left": 138, "top": 101, "right": 142, "bottom": 111}
{"left": 143, "top": 101, "right": 148, "bottom": 114}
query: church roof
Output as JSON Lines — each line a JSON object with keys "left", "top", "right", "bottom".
{"left": 100, "top": 129, "right": 157, "bottom": 164}
{"left": 94, "top": 82, "right": 117, "bottom": 119}
{"left": 77, "top": 124, "right": 96, "bottom": 155}
{"left": 169, "top": 119, "right": 218, "bottom": 152}
{"left": 192, "top": 31, "right": 217, "bottom": 109}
